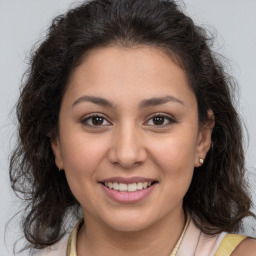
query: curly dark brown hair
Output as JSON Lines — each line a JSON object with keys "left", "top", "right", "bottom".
{"left": 10, "top": 0, "right": 255, "bottom": 250}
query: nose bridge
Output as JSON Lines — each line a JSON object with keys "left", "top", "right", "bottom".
{"left": 109, "top": 121, "right": 146, "bottom": 168}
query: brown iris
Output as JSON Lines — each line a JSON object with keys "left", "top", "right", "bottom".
{"left": 153, "top": 116, "right": 165, "bottom": 125}
{"left": 92, "top": 116, "right": 104, "bottom": 125}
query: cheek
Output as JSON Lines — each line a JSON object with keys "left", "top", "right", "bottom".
{"left": 59, "top": 134, "right": 108, "bottom": 198}
{"left": 148, "top": 129, "right": 198, "bottom": 192}
{"left": 151, "top": 134, "right": 198, "bottom": 170}
{"left": 61, "top": 130, "right": 108, "bottom": 169}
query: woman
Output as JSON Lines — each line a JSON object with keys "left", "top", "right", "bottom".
{"left": 10, "top": 0, "right": 256, "bottom": 255}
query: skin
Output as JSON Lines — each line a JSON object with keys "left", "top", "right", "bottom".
{"left": 232, "top": 238, "right": 256, "bottom": 256}
{"left": 51, "top": 45, "right": 215, "bottom": 255}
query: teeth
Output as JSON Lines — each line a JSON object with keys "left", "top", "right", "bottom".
{"left": 119, "top": 183, "right": 127, "bottom": 191}
{"left": 137, "top": 182, "right": 143, "bottom": 190}
{"left": 113, "top": 182, "right": 118, "bottom": 190}
{"left": 104, "top": 182, "right": 153, "bottom": 192}
{"left": 128, "top": 183, "right": 137, "bottom": 192}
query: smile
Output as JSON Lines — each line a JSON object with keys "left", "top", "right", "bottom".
{"left": 104, "top": 182, "right": 153, "bottom": 192}
{"left": 100, "top": 177, "right": 158, "bottom": 203}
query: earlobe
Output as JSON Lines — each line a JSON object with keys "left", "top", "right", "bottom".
{"left": 51, "top": 137, "right": 64, "bottom": 170}
{"left": 194, "top": 110, "right": 215, "bottom": 167}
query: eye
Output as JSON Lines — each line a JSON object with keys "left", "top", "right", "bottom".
{"left": 145, "top": 113, "right": 176, "bottom": 127}
{"left": 81, "top": 114, "right": 111, "bottom": 127}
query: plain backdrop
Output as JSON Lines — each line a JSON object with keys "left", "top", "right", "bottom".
{"left": 1, "top": 0, "right": 256, "bottom": 255}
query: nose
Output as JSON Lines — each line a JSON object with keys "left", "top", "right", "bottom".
{"left": 108, "top": 123, "right": 147, "bottom": 169}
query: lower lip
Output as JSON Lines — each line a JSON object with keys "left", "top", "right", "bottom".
{"left": 100, "top": 183, "right": 156, "bottom": 203}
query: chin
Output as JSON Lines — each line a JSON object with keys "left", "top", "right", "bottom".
{"left": 102, "top": 211, "right": 156, "bottom": 233}
{"left": 108, "top": 222, "right": 150, "bottom": 233}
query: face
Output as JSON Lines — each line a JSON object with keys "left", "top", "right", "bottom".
{"left": 52, "top": 46, "right": 212, "bottom": 232}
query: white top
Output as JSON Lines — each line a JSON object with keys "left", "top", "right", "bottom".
{"left": 33, "top": 220, "right": 228, "bottom": 256}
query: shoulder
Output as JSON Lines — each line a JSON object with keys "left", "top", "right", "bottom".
{"left": 231, "top": 238, "right": 256, "bottom": 256}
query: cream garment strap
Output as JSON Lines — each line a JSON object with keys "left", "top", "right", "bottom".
{"left": 215, "top": 234, "right": 247, "bottom": 256}
{"left": 67, "top": 219, "right": 83, "bottom": 256}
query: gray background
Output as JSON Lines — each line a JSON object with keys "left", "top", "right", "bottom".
{"left": 1, "top": 0, "right": 256, "bottom": 255}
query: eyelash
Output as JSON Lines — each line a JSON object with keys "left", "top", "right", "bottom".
{"left": 80, "top": 113, "right": 176, "bottom": 128}
{"left": 146, "top": 113, "right": 177, "bottom": 127}
{"left": 81, "top": 114, "right": 111, "bottom": 128}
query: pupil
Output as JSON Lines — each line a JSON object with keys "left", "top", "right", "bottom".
{"left": 92, "top": 117, "right": 103, "bottom": 125}
{"left": 153, "top": 116, "right": 164, "bottom": 125}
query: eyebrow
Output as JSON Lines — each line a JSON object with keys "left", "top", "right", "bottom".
{"left": 72, "top": 95, "right": 184, "bottom": 109}
{"left": 139, "top": 95, "right": 184, "bottom": 108}
{"left": 72, "top": 95, "right": 116, "bottom": 108}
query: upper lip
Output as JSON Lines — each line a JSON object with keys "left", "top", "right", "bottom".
{"left": 100, "top": 176, "right": 157, "bottom": 184}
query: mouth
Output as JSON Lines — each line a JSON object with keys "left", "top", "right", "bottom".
{"left": 99, "top": 177, "right": 158, "bottom": 203}
{"left": 102, "top": 181, "right": 157, "bottom": 192}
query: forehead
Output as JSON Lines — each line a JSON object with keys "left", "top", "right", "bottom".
{"left": 72, "top": 45, "right": 184, "bottom": 83}
{"left": 64, "top": 45, "right": 196, "bottom": 109}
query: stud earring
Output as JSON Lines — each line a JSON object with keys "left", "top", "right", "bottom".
{"left": 199, "top": 158, "right": 204, "bottom": 165}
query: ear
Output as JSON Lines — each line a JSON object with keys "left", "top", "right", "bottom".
{"left": 194, "top": 110, "right": 215, "bottom": 167}
{"left": 51, "top": 136, "right": 64, "bottom": 170}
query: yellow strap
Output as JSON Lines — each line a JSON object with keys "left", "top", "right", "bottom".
{"left": 215, "top": 234, "right": 247, "bottom": 256}
{"left": 67, "top": 219, "right": 83, "bottom": 256}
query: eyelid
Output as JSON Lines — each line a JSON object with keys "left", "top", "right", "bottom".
{"left": 81, "top": 113, "right": 112, "bottom": 127}
{"left": 144, "top": 112, "right": 177, "bottom": 126}
{"left": 80, "top": 112, "right": 177, "bottom": 128}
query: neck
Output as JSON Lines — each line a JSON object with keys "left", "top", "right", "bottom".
{"left": 77, "top": 208, "right": 186, "bottom": 256}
